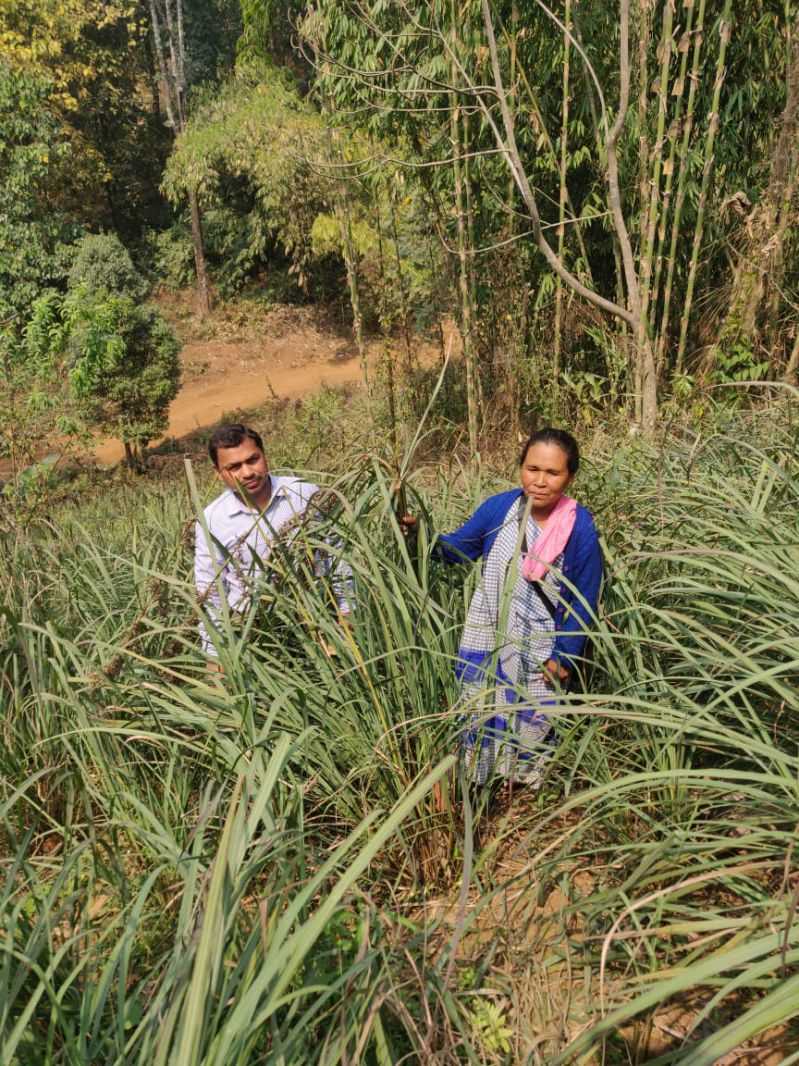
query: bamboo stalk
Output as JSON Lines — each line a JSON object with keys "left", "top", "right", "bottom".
{"left": 554, "top": 0, "right": 572, "bottom": 382}
{"left": 632, "top": 0, "right": 652, "bottom": 424}
{"left": 636, "top": 0, "right": 652, "bottom": 259}
{"left": 675, "top": 0, "right": 734, "bottom": 375}
{"left": 478, "top": 0, "right": 636, "bottom": 326}
{"left": 478, "top": 0, "right": 657, "bottom": 426}
{"left": 507, "top": 1, "right": 519, "bottom": 222}
{"left": 639, "top": 0, "right": 675, "bottom": 339}
{"left": 463, "top": 109, "right": 485, "bottom": 422}
{"left": 649, "top": 0, "right": 697, "bottom": 349}
{"left": 323, "top": 106, "right": 369, "bottom": 398}
{"left": 388, "top": 188, "right": 414, "bottom": 379}
{"left": 450, "top": 37, "right": 479, "bottom": 453}
{"left": 656, "top": 0, "right": 707, "bottom": 374}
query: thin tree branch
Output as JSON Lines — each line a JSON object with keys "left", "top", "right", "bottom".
{"left": 478, "top": 0, "right": 634, "bottom": 325}
{"left": 604, "top": 0, "right": 641, "bottom": 322}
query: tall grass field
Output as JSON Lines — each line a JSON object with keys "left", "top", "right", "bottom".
{"left": 1, "top": 408, "right": 798, "bottom": 1064}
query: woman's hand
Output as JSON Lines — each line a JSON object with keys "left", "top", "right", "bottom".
{"left": 543, "top": 658, "right": 570, "bottom": 687}
{"left": 398, "top": 514, "right": 417, "bottom": 538}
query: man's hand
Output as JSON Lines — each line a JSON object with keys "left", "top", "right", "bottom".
{"left": 543, "top": 658, "right": 570, "bottom": 688}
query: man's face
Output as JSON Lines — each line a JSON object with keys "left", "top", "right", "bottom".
{"left": 215, "top": 440, "right": 270, "bottom": 504}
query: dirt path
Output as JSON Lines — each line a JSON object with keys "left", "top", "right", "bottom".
{"left": 95, "top": 306, "right": 366, "bottom": 465}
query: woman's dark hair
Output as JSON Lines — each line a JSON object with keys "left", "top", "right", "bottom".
{"left": 208, "top": 423, "right": 265, "bottom": 467}
{"left": 518, "top": 427, "right": 580, "bottom": 474}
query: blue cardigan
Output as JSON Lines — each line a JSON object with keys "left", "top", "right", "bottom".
{"left": 436, "top": 489, "right": 602, "bottom": 670}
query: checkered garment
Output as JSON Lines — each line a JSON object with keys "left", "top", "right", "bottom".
{"left": 457, "top": 497, "right": 562, "bottom": 785}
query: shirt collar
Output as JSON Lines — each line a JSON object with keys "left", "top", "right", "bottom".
{"left": 225, "top": 474, "right": 287, "bottom": 517}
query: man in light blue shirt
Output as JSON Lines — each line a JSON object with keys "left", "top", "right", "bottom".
{"left": 194, "top": 423, "right": 345, "bottom": 656}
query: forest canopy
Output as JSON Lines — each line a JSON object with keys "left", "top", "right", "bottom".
{"left": 1, "top": 0, "right": 798, "bottom": 447}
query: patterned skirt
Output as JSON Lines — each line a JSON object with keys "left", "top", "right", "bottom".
{"left": 456, "top": 502, "right": 563, "bottom": 786}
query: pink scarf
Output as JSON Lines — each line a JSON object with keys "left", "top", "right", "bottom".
{"left": 521, "top": 494, "right": 577, "bottom": 582}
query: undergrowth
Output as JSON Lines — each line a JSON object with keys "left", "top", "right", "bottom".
{"left": 1, "top": 402, "right": 799, "bottom": 1063}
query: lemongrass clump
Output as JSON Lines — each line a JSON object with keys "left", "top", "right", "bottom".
{"left": 1, "top": 407, "right": 798, "bottom": 1061}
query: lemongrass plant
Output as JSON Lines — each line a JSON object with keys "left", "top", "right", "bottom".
{"left": 1, "top": 403, "right": 799, "bottom": 1061}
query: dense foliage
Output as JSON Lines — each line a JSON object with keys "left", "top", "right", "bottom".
{"left": 67, "top": 233, "right": 149, "bottom": 302}
{"left": 13, "top": 233, "right": 181, "bottom": 469}
{"left": 0, "top": 63, "right": 75, "bottom": 325}
{"left": 2, "top": 0, "right": 797, "bottom": 440}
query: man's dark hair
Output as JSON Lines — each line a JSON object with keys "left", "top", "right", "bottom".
{"left": 208, "top": 423, "right": 265, "bottom": 467}
{"left": 518, "top": 427, "right": 580, "bottom": 475}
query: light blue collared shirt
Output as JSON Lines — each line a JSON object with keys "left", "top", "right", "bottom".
{"left": 194, "top": 474, "right": 321, "bottom": 654}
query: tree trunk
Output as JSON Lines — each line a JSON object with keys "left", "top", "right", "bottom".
{"left": 188, "top": 188, "right": 211, "bottom": 316}
{"left": 321, "top": 103, "right": 368, "bottom": 397}
{"left": 149, "top": 0, "right": 211, "bottom": 318}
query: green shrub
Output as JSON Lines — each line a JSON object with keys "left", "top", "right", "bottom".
{"left": 68, "top": 231, "right": 149, "bottom": 301}
{"left": 148, "top": 208, "right": 269, "bottom": 298}
{"left": 0, "top": 292, "right": 85, "bottom": 489}
{"left": 148, "top": 224, "right": 196, "bottom": 291}
{"left": 66, "top": 290, "right": 180, "bottom": 465}
{"left": 22, "top": 286, "right": 181, "bottom": 468}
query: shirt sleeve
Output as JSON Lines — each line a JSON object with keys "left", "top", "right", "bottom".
{"left": 194, "top": 518, "right": 228, "bottom": 657}
{"left": 435, "top": 495, "right": 504, "bottom": 563}
{"left": 551, "top": 517, "right": 603, "bottom": 670}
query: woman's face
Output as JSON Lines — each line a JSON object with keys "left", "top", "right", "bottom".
{"left": 520, "top": 441, "right": 573, "bottom": 509}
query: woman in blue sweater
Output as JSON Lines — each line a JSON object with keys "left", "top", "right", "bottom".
{"left": 435, "top": 428, "right": 602, "bottom": 786}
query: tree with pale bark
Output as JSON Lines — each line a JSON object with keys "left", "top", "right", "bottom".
{"left": 148, "top": 0, "right": 213, "bottom": 315}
